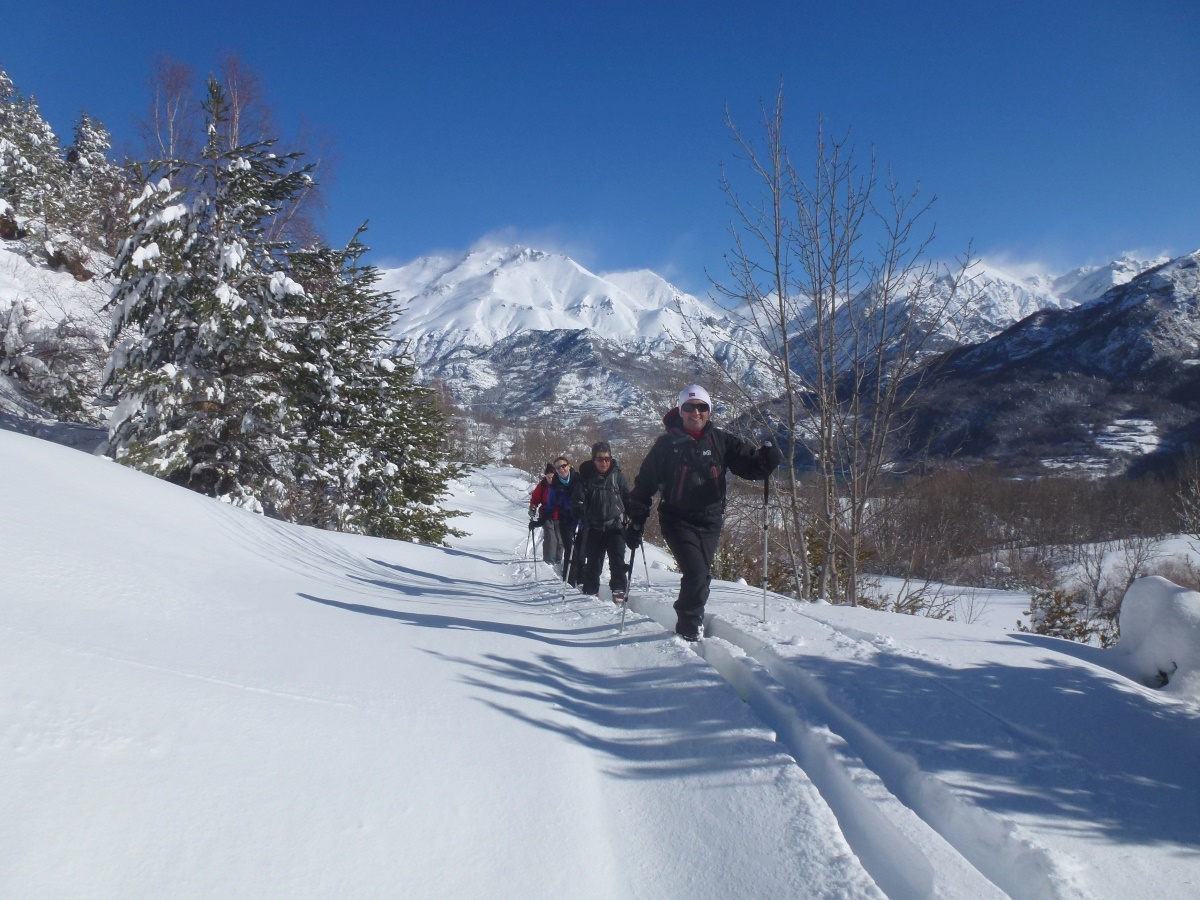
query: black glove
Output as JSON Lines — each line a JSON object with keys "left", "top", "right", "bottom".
{"left": 760, "top": 441, "right": 784, "bottom": 469}
{"left": 626, "top": 499, "right": 649, "bottom": 522}
{"left": 623, "top": 521, "right": 644, "bottom": 550}
{"left": 528, "top": 519, "right": 539, "bottom": 532}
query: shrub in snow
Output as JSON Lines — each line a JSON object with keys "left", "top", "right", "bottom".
{"left": 1114, "top": 576, "right": 1200, "bottom": 697}
{"left": 1, "top": 296, "right": 106, "bottom": 422}
{"left": 1017, "top": 587, "right": 1118, "bottom": 646}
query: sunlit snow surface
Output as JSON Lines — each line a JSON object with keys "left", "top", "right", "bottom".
{"left": 3, "top": 432, "right": 1200, "bottom": 898}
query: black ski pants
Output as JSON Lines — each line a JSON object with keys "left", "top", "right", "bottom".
{"left": 560, "top": 520, "right": 584, "bottom": 586}
{"left": 660, "top": 516, "right": 721, "bottom": 637}
{"left": 581, "top": 526, "right": 627, "bottom": 596}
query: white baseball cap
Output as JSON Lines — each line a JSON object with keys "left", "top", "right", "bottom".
{"left": 677, "top": 384, "right": 712, "bottom": 409}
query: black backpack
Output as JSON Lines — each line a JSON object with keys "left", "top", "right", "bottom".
{"left": 662, "top": 431, "right": 726, "bottom": 512}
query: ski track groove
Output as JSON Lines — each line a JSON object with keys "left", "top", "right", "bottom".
{"left": 701, "top": 616, "right": 1086, "bottom": 900}
{"left": 513, "top": 549, "right": 1089, "bottom": 900}
{"left": 492, "top": 481, "right": 1085, "bottom": 899}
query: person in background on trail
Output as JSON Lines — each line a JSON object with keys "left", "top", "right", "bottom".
{"left": 529, "top": 463, "right": 562, "bottom": 568}
{"left": 624, "top": 385, "right": 782, "bottom": 641}
{"left": 546, "top": 455, "right": 579, "bottom": 581}
{"left": 571, "top": 441, "right": 632, "bottom": 602}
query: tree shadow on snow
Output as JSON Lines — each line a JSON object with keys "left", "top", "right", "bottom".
{"left": 427, "top": 648, "right": 796, "bottom": 781}
{"left": 297, "top": 594, "right": 788, "bottom": 781}
{"left": 299, "top": 594, "right": 654, "bottom": 649}
{"left": 785, "top": 646, "right": 1200, "bottom": 852}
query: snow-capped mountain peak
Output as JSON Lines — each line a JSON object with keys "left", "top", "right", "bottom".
{"left": 374, "top": 244, "right": 762, "bottom": 424}
{"left": 377, "top": 244, "right": 721, "bottom": 363}
{"left": 1050, "top": 254, "right": 1171, "bottom": 305}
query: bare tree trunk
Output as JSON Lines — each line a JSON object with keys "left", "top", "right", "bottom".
{"left": 139, "top": 56, "right": 200, "bottom": 167}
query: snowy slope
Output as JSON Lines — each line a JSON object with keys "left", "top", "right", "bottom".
{"left": 0, "top": 239, "right": 109, "bottom": 328}
{"left": 5, "top": 431, "right": 1200, "bottom": 898}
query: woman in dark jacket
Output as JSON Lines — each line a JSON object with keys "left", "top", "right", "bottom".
{"left": 546, "top": 456, "right": 579, "bottom": 581}
{"left": 571, "top": 441, "right": 632, "bottom": 601}
{"left": 626, "top": 385, "right": 781, "bottom": 640}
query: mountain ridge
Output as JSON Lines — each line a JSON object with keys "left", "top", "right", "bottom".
{"left": 376, "top": 242, "right": 1173, "bottom": 431}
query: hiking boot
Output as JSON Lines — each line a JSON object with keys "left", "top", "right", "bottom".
{"left": 611, "top": 591, "right": 626, "bottom": 604}
{"left": 675, "top": 622, "right": 701, "bottom": 642}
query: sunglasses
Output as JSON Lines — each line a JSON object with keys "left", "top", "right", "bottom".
{"left": 681, "top": 402, "right": 710, "bottom": 414}
{"left": 555, "top": 463, "right": 570, "bottom": 470}
{"left": 593, "top": 455, "right": 612, "bottom": 463}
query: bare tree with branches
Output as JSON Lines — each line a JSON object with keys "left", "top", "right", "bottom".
{"left": 682, "top": 87, "right": 977, "bottom": 604}
{"left": 138, "top": 56, "right": 201, "bottom": 169}
{"left": 136, "top": 55, "right": 329, "bottom": 246}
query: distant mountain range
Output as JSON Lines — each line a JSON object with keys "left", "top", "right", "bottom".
{"left": 911, "top": 251, "right": 1200, "bottom": 474}
{"left": 376, "top": 244, "right": 1184, "bottom": 461}
{"left": 3, "top": 232, "right": 1196, "bottom": 475}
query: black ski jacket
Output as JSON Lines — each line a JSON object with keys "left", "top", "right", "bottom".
{"left": 571, "top": 459, "right": 631, "bottom": 531}
{"left": 629, "top": 409, "right": 773, "bottom": 528}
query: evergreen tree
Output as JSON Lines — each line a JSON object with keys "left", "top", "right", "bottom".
{"left": 1017, "top": 588, "right": 1096, "bottom": 643}
{"left": 0, "top": 69, "right": 67, "bottom": 233}
{"left": 104, "top": 77, "right": 313, "bottom": 512}
{"left": 65, "top": 111, "right": 130, "bottom": 253}
{"left": 284, "top": 228, "right": 465, "bottom": 542}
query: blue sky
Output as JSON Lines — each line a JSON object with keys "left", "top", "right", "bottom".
{"left": 4, "top": 1, "right": 1197, "bottom": 293}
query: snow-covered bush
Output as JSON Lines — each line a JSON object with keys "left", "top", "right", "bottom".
{"left": 0, "top": 295, "right": 106, "bottom": 422}
{"left": 1111, "top": 576, "right": 1200, "bottom": 699}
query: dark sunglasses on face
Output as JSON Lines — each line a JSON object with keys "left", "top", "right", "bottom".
{"left": 555, "top": 463, "right": 570, "bottom": 470}
{"left": 594, "top": 455, "right": 612, "bottom": 464}
{"left": 681, "top": 402, "right": 710, "bottom": 413}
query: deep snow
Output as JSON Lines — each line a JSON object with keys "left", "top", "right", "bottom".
{"left": 3, "top": 431, "right": 1200, "bottom": 899}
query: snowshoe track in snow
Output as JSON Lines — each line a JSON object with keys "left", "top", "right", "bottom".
{"left": 548, "top": 571, "right": 1087, "bottom": 900}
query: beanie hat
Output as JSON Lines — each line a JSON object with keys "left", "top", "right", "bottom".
{"left": 677, "top": 384, "right": 712, "bottom": 409}
{"left": 544, "top": 463, "right": 556, "bottom": 474}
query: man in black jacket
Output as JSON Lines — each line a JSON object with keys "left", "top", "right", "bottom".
{"left": 571, "top": 441, "right": 632, "bottom": 601}
{"left": 625, "top": 385, "right": 781, "bottom": 640}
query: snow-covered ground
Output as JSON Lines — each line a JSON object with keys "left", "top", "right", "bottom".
{"left": 4, "top": 431, "right": 1200, "bottom": 899}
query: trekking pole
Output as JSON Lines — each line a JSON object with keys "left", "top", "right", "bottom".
{"left": 560, "top": 526, "right": 570, "bottom": 602}
{"left": 531, "top": 522, "right": 540, "bottom": 585}
{"left": 568, "top": 524, "right": 586, "bottom": 590}
{"left": 761, "top": 473, "right": 771, "bottom": 623}
{"left": 620, "top": 543, "right": 638, "bottom": 634}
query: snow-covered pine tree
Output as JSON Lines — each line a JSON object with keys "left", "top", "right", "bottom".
{"left": 284, "top": 228, "right": 465, "bottom": 543}
{"left": 104, "top": 77, "right": 313, "bottom": 513}
{"left": 65, "top": 112, "right": 130, "bottom": 254}
{"left": 0, "top": 69, "right": 67, "bottom": 235}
